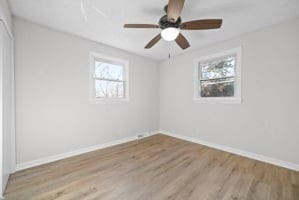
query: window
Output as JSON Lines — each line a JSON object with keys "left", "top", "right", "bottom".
{"left": 194, "top": 47, "right": 242, "bottom": 103}
{"left": 90, "top": 52, "right": 129, "bottom": 103}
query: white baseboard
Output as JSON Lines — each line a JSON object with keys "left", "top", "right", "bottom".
{"left": 16, "top": 131, "right": 158, "bottom": 171}
{"left": 159, "top": 130, "right": 299, "bottom": 172}
{"left": 15, "top": 130, "right": 299, "bottom": 172}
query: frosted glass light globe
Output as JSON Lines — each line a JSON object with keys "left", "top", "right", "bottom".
{"left": 161, "top": 27, "right": 179, "bottom": 41}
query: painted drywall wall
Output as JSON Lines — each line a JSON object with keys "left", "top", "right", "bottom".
{"left": 14, "top": 14, "right": 299, "bottom": 168}
{"left": 14, "top": 18, "right": 159, "bottom": 164}
{"left": 160, "top": 18, "right": 299, "bottom": 165}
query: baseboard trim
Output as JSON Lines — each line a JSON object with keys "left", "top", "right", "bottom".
{"left": 160, "top": 130, "right": 299, "bottom": 172}
{"left": 15, "top": 130, "right": 299, "bottom": 172}
{"left": 16, "top": 131, "right": 158, "bottom": 171}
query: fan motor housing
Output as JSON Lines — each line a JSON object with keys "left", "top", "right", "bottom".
{"left": 159, "top": 15, "right": 181, "bottom": 29}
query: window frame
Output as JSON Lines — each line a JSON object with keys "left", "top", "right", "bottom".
{"left": 89, "top": 52, "right": 129, "bottom": 104}
{"left": 193, "top": 47, "right": 242, "bottom": 104}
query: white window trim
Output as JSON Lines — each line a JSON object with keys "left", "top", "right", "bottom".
{"left": 193, "top": 47, "right": 242, "bottom": 104}
{"left": 89, "top": 52, "right": 129, "bottom": 104}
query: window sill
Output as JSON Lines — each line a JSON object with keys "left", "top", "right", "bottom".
{"left": 193, "top": 97, "right": 242, "bottom": 104}
{"left": 89, "top": 98, "right": 130, "bottom": 105}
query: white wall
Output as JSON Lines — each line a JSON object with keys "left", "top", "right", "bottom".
{"left": 160, "top": 18, "right": 299, "bottom": 165}
{"left": 14, "top": 16, "right": 299, "bottom": 169}
{"left": 14, "top": 18, "right": 159, "bottom": 164}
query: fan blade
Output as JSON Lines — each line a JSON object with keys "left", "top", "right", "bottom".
{"left": 167, "top": 0, "right": 185, "bottom": 22}
{"left": 175, "top": 33, "right": 190, "bottom": 49}
{"left": 180, "top": 19, "right": 222, "bottom": 30}
{"left": 145, "top": 34, "right": 161, "bottom": 49}
{"left": 124, "top": 24, "right": 160, "bottom": 28}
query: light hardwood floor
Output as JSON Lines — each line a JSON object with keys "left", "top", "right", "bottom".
{"left": 5, "top": 134, "right": 299, "bottom": 200}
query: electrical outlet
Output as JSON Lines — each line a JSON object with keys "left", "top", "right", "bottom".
{"left": 137, "top": 134, "right": 144, "bottom": 139}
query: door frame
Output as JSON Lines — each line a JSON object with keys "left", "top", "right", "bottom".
{"left": 0, "top": 18, "right": 15, "bottom": 199}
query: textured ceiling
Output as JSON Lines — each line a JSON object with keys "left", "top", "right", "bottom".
{"left": 8, "top": 0, "right": 299, "bottom": 60}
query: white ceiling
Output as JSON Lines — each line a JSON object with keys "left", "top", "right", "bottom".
{"left": 8, "top": 0, "right": 299, "bottom": 61}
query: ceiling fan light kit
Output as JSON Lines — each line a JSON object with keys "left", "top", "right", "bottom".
{"left": 124, "top": 0, "right": 223, "bottom": 50}
{"left": 161, "top": 27, "right": 180, "bottom": 41}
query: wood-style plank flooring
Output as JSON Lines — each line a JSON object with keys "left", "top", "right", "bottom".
{"left": 5, "top": 134, "right": 299, "bottom": 200}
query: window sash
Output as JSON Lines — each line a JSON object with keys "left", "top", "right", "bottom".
{"left": 199, "top": 76, "right": 235, "bottom": 82}
{"left": 199, "top": 55, "right": 236, "bottom": 80}
{"left": 90, "top": 52, "right": 130, "bottom": 103}
{"left": 93, "top": 63, "right": 125, "bottom": 81}
{"left": 198, "top": 58, "right": 236, "bottom": 98}
{"left": 200, "top": 80, "right": 235, "bottom": 97}
{"left": 198, "top": 55, "right": 236, "bottom": 98}
{"left": 93, "top": 77, "right": 125, "bottom": 83}
{"left": 93, "top": 61, "right": 126, "bottom": 99}
{"left": 94, "top": 79, "right": 126, "bottom": 99}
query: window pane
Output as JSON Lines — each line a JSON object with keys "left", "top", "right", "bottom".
{"left": 200, "top": 78, "right": 234, "bottom": 97}
{"left": 200, "top": 56, "right": 235, "bottom": 80}
{"left": 95, "top": 80, "right": 124, "bottom": 98}
{"left": 95, "top": 61, "right": 124, "bottom": 81}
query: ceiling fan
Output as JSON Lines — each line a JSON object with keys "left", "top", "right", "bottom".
{"left": 124, "top": 0, "right": 223, "bottom": 50}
